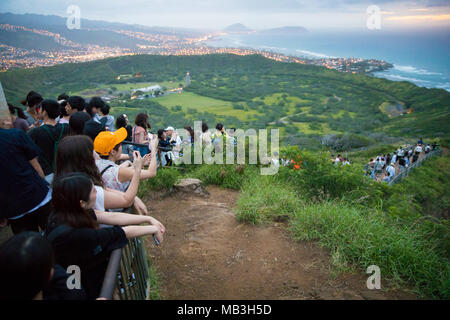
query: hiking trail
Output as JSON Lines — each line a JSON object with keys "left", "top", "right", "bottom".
{"left": 144, "top": 185, "right": 416, "bottom": 300}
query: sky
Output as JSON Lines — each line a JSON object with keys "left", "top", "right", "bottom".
{"left": 0, "top": 0, "right": 449, "bottom": 31}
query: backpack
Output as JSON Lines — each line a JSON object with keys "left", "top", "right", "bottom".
{"left": 41, "top": 124, "right": 67, "bottom": 172}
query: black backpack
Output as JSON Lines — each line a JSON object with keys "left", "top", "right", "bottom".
{"left": 41, "top": 124, "right": 67, "bottom": 172}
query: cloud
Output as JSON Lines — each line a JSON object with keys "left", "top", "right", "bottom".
{"left": 386, "top": 14, "right": 450, "bottom": 21}
{"left": 1, "top": 0, "right": 449, "bottom": 29}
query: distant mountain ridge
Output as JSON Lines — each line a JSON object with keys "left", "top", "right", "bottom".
{"left": 0, "top": 12, "right": 203, "bottom": 35}
{"left": 223, "top": 23, "right": 254, "bottom": 33}
{"left": 0, "top": 12, "right": 207, "bottom": 52}
{"left": 223, "top": 23, "right": 308, "bottom": 35}
{"left": 259, "top": 26, "right": 308, "bottom": 34}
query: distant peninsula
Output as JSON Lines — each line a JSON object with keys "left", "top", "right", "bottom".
{"left": 223, "top": 23, "right": 254, "bottom": 33}
{"left": 259, "top": 26, "right": 308, "bottom": 34}
{"left": 223, "top": 24, "right": 308, "bottom": 35}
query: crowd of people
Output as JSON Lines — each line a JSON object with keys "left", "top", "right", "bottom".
{"left": 1, "top": 89, "right": 441, "bottom": 300}
{"left": 330, "top": 154, "right": 351, "bottom": 166}
{"left": 366, "top": 138, "right": 438, "bottom": 183}
{"left": 0, "top": 90, "right": 246, "bottom": 300}
{"left": 0, "top": 91, "right": 172, "bottom": 300}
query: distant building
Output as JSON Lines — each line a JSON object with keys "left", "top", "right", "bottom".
{"left": 185, "top": 72, "right": 191, "bottom": 87}
{"left": 131, "top": 85, "right": 162, "bottom": 94}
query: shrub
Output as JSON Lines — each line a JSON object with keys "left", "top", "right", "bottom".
{"left": 190, "top": 164, "right": 258, "bottom": 190}
{"left": 279, "top": 147, "right": 374, "bottom": 201}
{"left": 321, "top": 133, "right": 374, "bottom": 151}
{"left": 289, "top": 200, "right": 450, "bottom": 299}
{"left": 236, "top": 175, "right": 300, "bottom": 224}
{"left": 138, "top": 168, "right": 182, "bottom": 197}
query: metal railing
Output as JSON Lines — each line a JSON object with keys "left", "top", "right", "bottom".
{"left": 99, "top": 237, "right": 150, "bottom": 300}
{"left": 388, "top": 149, "right": 442, "bottom": 185}
{"left": 99, "top": 205, "right": 151, "bottom": 300}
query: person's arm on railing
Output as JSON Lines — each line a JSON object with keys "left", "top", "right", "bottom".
{"left": 121, "top": 225, "right": 163, "bottom": 242}
{"left": 95, "top": 210, "right": 165, "bottom": 234}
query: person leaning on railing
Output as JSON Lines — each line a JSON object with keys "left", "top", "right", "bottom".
{"left": 54, "top": 135, "right": 148, "bottom": 214}
{"left": 94, "top": 128, "right": 159, "bottom": 196}
{"left": 44, "top": 172, "right": 165, "bottom": 300}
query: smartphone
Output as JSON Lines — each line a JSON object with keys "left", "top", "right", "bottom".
{"left": 153, "top": 234, "right": 160, "bottom": 246}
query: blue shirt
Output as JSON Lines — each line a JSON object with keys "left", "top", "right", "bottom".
{"left": 23, "top": 110, "right": 35, "bottom": 126}
{"left": 0, "top": 128, "right": 50, "bottom": 219}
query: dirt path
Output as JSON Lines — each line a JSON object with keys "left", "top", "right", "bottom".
{"left": 144, "top": 186, "right": 416, "bottom": 300}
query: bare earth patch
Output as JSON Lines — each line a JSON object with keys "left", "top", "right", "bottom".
{"left": 144, "top": 186, "right": 416, "bottom": 300}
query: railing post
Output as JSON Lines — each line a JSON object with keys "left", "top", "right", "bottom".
{"left": 99, "top": 249, "right": 122, "bottom": 300}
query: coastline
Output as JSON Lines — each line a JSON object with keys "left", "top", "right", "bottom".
{"left": 204, "top": 35, "right": 394, "bottom": 76}
{"left": 205, "top": 33, "right": 448, "bottom": 92}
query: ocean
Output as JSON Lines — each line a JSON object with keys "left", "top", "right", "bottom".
{"left": 205, "top": 29, "right": 450, "bottom": 91}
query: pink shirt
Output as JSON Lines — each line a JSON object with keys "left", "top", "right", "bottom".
{"left": 133, "top": 126, "right": 147, "bottom": 144}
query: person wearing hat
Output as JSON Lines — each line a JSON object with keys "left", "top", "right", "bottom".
{"left": 165, "top": 126, "right": 182, "bottom": 158}
{"left": 94, "top": 128, "right": 159, "bottom": 193}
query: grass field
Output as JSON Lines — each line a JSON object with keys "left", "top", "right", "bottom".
{"left": 156, "top": 91, "right": 260, "bottom": 121}
{"left": 331, "top": 110, "right": 356, "bottom": 119}
{"left": 253, "top": 93, "right": 311, "bottom": 114}
{"left": 292, "top": 122, "right": 340, "bottom": 135}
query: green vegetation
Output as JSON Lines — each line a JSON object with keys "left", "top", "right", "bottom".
{"left": 148, "top": 263, "right": 161, "bottom": 300}
{"left": 156, "top": 91, "right": 258, "bottom": 121}
{"left": 1, "top": 54, "right": 448, "bottom": 149}
{"left": 2, "top": 53, "right": 448, "bottom": 298}
{"left": 236, "top": 175, "right": 300, "bottom": 224}
{"left": 137, "top": 168, "right": 182, "bottom": 196}
{"left": 188, "top": 164, "right": 258, "bottom": 190}
{"left": 179, "top": 148, "right": 449, "bottom": 299}
{"left": 289, "top": 200, "right": 449, "bottom": 299}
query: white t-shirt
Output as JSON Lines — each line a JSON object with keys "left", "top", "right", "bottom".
{"left": 386, "top": 165, "right": 395, "bottom": 178}
{"left": 94, "top": 185, "right": 105, "bottom": 211}
{"left": 374, "top": 160, "right": 383, "bottom": 170}
{"left": 415, "top": 146, "right": 422, "bottom": 153}
{"left": 201, "top": 131, "right": 212, "bottom": 146}
{"left": 391, "top": 154, "right": 397, "bottom": 164}
{"left": 272, "top": 158, "right": 280, "bottom": 167}
{"left": 96, "top": 159, "right": 130, "bottom": 193}
{"left": 171, "top": 135, "right": 183, "bottom": 158}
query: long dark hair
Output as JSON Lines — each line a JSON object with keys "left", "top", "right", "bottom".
{"left": 201, "top": 122, "right": 208, "bottom": 133}
{"left": 185, "top": 126, "right": 195, "bottom": 142}
{"left": 116, "top": 114, "right": 127, "bottom": 130}
{"left": 55, "top": 135, "right": 104, "bottom": 187}
{"left": 8, "top": 103, "right": 27, "bottom": 119}
{"left": 20, "top": 91, "right": 42, "bottom": 108}
{"left": 51, "top": 173, "right": 99, "bottom": 229}
{"left": 135, "top": 113, "right": 150, "bottom": 130}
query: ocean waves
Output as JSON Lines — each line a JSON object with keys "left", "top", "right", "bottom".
{"left": 393, "top": 65, "right": 443, "bottom": 76}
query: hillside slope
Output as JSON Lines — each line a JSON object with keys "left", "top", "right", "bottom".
{"left": 1, "top": 54, "right": 448, "bottom": 139}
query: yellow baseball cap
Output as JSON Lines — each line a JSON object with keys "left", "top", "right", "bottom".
{"left": 94, "top": 128, "right": 128, "bottom": 156}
